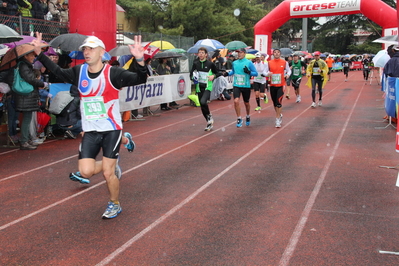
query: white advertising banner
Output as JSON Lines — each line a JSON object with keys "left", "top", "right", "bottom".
{"left": 290, "top": 0, "right": 361, "bottom": 16}
{"left": 255, "top": 34, "right": 268, "bottom": 54}
{"left": 119, "top": 73, "right": 191, "bottom": 112}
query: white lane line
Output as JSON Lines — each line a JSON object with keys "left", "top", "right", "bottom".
{"left": 0, "top": 121, "right": 233, "bottom": 231}
{"left": 0, "top": 154, "right": 77, "bottom": 183}
{"left": 278, "top": 82, "right": 365, "bottom": 266}
{"left": 96, "top": 100, "right": 324, "bottom": 266}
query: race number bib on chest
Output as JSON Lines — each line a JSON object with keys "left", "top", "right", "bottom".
{"left": 199, "top": 72, "right": 208, "bottom": 83}
{"left": 293, "top": 68, "right": 300, "bottom": 76}
{"left": 271, "top": 74, "right": 281, "bottom": 84}
{"left": 82, "top": 96, "right": 108, "bottom": 121}
{"left": 312, "top": 67, "right": 320, "bottom": 75}
{"left": 235, "top": 74, "right": 245, "bottom": 85}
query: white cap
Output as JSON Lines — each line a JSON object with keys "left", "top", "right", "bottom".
{"left": 79, "top": 36, "right": 105, "bottom": 51}
{"left": 255, "top": 52, "right": 261, "bottom": 58}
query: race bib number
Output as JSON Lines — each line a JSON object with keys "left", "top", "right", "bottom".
{"left": 255, "top": 73, "right": 263, "bottom": 80}
{"left": 312, "top": 67, "right": 320, "bottom": 75}
{"left": 271, "top": 74, "right": 281, "bottom": 84}
{"left": 235, "top": 74, "right": 245, "bottom": 86}
{"left": 82, "top": 96, "right": 108, "bottom": 121}
{"left": 364, "top": 65, "right": 369, "bottom": 69}
{"left": 199, "top": 72, "right": 208, "bottom": 83}
{"left": 343, "top": 63, "right": 349, "bottom": 67}
{"left": 293, "top": 68, "right": 300, "bottom": 76}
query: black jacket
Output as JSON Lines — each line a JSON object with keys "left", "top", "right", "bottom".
{"left": 384, "top": 52, "right": 399, "bottom": 78}
{"left": 190, "top": 59, "right": 221, "bottom": 88}
{"left": 14, "top": 58, "right": 44, "bottom": 112}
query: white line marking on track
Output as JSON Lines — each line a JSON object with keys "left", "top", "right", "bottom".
{"left": 278, "top": 81, "right": 365, "bottom": 266}
{"left": 2, "top": 78, "right": 351, "bottom": 264}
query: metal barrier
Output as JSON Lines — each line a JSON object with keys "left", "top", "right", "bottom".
{"left": 0, "top": 14, "right": 68, "bottom": 42}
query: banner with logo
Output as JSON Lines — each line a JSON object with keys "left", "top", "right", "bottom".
{"left": 385, "top": 77, "right": 396, "bottom": 118}
{"left": 290, "top": 0, "right": 361, "bottom": 16}
{"left": 119, "top": 73, "right": 191, "bottom": 112}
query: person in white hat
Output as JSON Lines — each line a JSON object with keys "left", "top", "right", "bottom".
{"left": 31, "top": 32, "right": 147, "bottom": 219}
{"left": 252, "top": 52, "right": 269, "bottom": 111}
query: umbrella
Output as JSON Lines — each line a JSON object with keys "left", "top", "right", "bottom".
{"left": 245, "top": 54, "right": 255, "bottom": 59}
{"left": 37, "top": 110, "right": 51, "bottom": 134}
{"left": 69, "top": 51, "right": 111, "bottom": 61}
{"left": 150, "top": 40, "right": 175, "bottom": 50}
{"left": 49, "top": 33, "right": 88, "bottom": 51}
{"left": 279, "top": 48, "right": 294, "bottom": 57}
{"left": 0, "top": 24, "right": 23, "bottom": 44}
{"left": 4, "top": 35, "right": 48, "bottom": 49}
{"left": 194, "top": 39, "right": 225, "bottom": 49}
{"left": 166, "top": 48, "right": 186, "bottom": 53}
{"left": 372, "top": 50, "right": 390, "bottom": 67}
{"left": 372, "top": 35, "right": 398, "bottom": 45}
{"left": 187, "top": 44, "right": 216, "bottom": 54}
{"left": 108, "top": 42, "right": 152, "bottom": 57}
{"left": 153, "top": 51, "right": 182, "bottom": 59}
{"left": 246, "top": 48, "right": 258, "bottom": 54}
{"left": 0, "top": 43, "right": 36, "bottom": 71}
{"left": 44, "top": 46, "right": 57, "bottom": 56}
{"left": 293, "top": 51, "right": 306, "bottom": 56}
{"left": 225, "top": 40, "right": 248, "bottom": 50}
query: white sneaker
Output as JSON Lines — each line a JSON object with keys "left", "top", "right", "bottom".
{"left": 275, "top": 118, "right": 281, "bottom": 128}
{"left": 311, "top": 102, "right": 316, "bottom": 108}
{"left": 205, "top": 114, "right": 214, "bottom": 131}
{"left": 296, "top": 95, "right": 301, "bottom": 103}
{"left": 318, "top": 101, "right": 322, "bottom": 106}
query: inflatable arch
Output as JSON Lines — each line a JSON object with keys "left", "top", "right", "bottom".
{"left": 254, "top": 0, "right": 397, "bottom": 54}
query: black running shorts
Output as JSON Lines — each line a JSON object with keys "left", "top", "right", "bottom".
{"left": 252, "top": 82, "right": 266, "bottom": 93}
{"left": 270, "top": 86, "right": 284, "bottom": 108}
{"left": 79, "top": 130, "right": 122, "bottom": 159}
{"left": 233, "top": 86, "right": 251, "bottom": 102}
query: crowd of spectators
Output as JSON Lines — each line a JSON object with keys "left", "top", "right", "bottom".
{"left": 0, "top": 0, "right": 68, "bottom": 21}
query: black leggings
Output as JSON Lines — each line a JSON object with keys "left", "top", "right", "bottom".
{"left": 311, "top": 78, "right": 323, "bottom": 102}
{"left": 198, "top": 87, "right": 211, "bottom": 121}
{"left": 363, "top": 69, "right": 370, "bottom": 80}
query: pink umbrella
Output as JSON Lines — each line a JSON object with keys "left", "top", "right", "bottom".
{"left": 4, "top": 35, "right": 36, "bottom": 48}
{"left": 4, "top": 35, "right": 48, "bottom": 49}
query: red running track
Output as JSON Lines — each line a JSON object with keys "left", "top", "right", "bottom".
{"left": 1, "top": 70, "right": 399, "bottom": 265}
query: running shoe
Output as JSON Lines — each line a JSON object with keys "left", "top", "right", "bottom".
{"left": 124, "top": 132, "right": 136, "bottom": 153}
{"left": 64, "top": 130, "right": 76, "bottom": 139}
{"left": 318, "top": 101, "right": 322, "bottom": 106}
{"left": 236, "top": 118, "right": 243, "bottom": 128}
{"left": 275, "top": 118, "right": 281, "bottom": 128}
{"left": 254, "top": 106, "right": 261, "bottom": 111}
{"left": 264, "top": 95, "right": 269, "bottom": 104}
{"left": 207, "top": 114, "right": 214, "bottom": 125}
{"left": 204, "top": 123, "right": 213, "bottom": 131}
{"left": 102, "top": 201, "right": 122, "bottom": 219}
{"left": 246, "top": 116, "right": 251, "bottom": 126}
{"left": 69, "top": 172, "right": 90, "bottom": 184}
{"left": 311, "top": 102, "right": 316, "bottom": 108}
{"left": 296, "top": 95, "right": 301, "bottom": 103}
{"left": 205, "top": 114, "right": 214, "bottom": 131}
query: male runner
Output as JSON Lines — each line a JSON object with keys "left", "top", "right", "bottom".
{"left": 252, "top": 52, "right": 269, "bottom": 111}
{"left": 289, "top": 54, "right": 306, "bottom": 103}
{"left": 31, "top": 32, "right": 147, "bottom": 219}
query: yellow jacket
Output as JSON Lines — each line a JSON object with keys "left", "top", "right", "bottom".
{"left": 306, "top": 59, "right": 329, "bottom": 88}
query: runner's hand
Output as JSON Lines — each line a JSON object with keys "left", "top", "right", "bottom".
{"left": 129, "top": 35, "right": 144, "bottom": 65}
{"left": 32, "top": 32, "right": 43, "bottom": 56}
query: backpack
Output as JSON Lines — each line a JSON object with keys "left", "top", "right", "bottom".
{"left": 48, "top": 90, "right": 74, "bottom": 115}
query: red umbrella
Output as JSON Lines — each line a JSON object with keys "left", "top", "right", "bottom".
{"left": 36, "top": 110, "right": 51, "bottom": 134}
